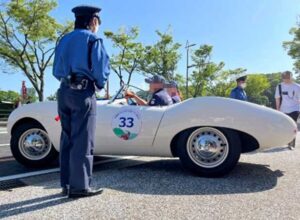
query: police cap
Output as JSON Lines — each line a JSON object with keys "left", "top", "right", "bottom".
{"left": 72, "top": 5, "right": 101, "bottom": 17}
{"left": 236, "top": 75, "right": 247, "bottom": 82}
{"left": 145, "top": 75, "right": 166, "bottom": 84}
{"left": 164, "top": 80, "right": 178, "bottom": 88}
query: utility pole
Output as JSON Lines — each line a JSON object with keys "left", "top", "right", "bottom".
{"left": 185, "top": 41, "right": 196, "bottom": 98}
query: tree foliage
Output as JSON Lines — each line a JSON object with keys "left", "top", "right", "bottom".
{"left": 104, "top": 27, "right": 144, "bottom": 85}
{"left": 283, "top": 24, "right": 300, "bottom": 77}
{"left": 25, "top": 87, "right": 38, "bottom": 103}
{"left": 47, "top": 91, "right": 57, "bottom": 101}
{"left": 263, "top": 72, "right": 281, "bottom": 108}
{"left": 0, "top": 0, "right": 72, "bottom": 101}
{"left": 245, "top": 74, "right": 270, "bottom": 105}
{"left": 0, "top": 89, "right": 19, "bottom": 102}
{"left": 140, "top": 29, "right": 181, "bottom": 80}
{"left": 207, "top": 68, "right": 247, "bottom": 97}
{"left": 189, "top": 45, "right": 225, "bottom": 97}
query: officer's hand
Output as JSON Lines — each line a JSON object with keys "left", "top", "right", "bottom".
{"left": 125, "top": 90, "right": 135, "bottom": 98}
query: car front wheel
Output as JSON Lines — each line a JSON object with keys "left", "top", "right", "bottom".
{"left": 177, "top": 127, "right": 241, "bottom": 177}
{"left": 11, "top": 122, "right": 58, "bottom": 167}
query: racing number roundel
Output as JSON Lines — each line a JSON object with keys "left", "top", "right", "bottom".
{"left": 112, "top": 110, "right": 142, "bottom": 140}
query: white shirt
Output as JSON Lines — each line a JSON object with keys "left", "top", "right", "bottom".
{"left": 275, "top": 82, "right": 300, "bottom": 113}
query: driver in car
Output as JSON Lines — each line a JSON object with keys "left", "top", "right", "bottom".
{"left": 125, "top": 75, "right": 173, "bottom": 106}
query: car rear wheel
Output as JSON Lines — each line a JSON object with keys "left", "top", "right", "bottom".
{"left": 11, "top": 122, "right": 58, "bottom": 167}
{"left": 177, "top": 127, "right": 241, "bottom": 177}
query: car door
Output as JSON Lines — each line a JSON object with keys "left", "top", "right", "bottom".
{"left": 94, "top": 102, "right": 166, "bottom": 155}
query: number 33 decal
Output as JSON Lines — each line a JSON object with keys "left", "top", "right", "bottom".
{"left": 119, "top": 117, "right": 134, "bottom": 128}
{"left": 112, "top": 110, "right": 141, "bottom": 140}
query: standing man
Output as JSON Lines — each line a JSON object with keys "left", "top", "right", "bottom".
{"left": 230, "top": 75, "right": 248, "bottom": 101}
{"left": 125, "top": 75, "right": 173, "bottom": 106}
{"left": 165, "top": 80, "right": 182, "bottom": 104}
{"left": 53, "top": 5, "right": 110, "bottom": 198}
{"left": 275, "top": 71, "right": 300, "bottom": 149}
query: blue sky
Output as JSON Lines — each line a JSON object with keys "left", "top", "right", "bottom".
{"left": 1, "top": 0, "right": 300, "bottom": 98}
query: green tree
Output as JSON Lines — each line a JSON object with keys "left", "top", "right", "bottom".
{"left": 104, "top": 27, "right": 144, "bottom": 86}
{"left": 189, "top": 45, "right": 225, "bottom": 97}
{"left": 245, "top": 74, "right": 270, "bottom": 105}
{"left": 140, "top": 29, "right": 181, "bottom": 80}
{"left": 282, "top": 19, "right": 300, "bottom": 79}
{"left": 208, "top": 68, "right": 247, "bottom": 97}
{"left": 0, "top": 0, "right": 72, "bottom": 101}
{"left": 263, "top": 72, "right": 281, "bottom": 108}
{"left": 24, "top": 87, "right": 38, "bottom": 103}
{"left": 47, "top": 92, "right": 57, "bottom": 101}
{"left": 0, "top": 89, "right": 19, "bottom": 102}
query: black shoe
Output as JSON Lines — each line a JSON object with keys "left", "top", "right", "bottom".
{"left": 68, "top": 188, "right": 103, "bottom": 198}
{"left": 61, "top": 187, "right": 68, "bottom": 196}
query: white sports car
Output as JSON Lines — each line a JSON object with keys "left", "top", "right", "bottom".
{"left": 7, "top": 85, "right": 297, "bottom": 177}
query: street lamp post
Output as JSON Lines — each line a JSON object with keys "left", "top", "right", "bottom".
{"left": 185, "top": 41, "right": 196, "bottom": 98}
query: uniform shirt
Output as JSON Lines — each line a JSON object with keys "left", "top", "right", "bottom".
{"left": 148, "top": 89, "right": 173, "bottom": 106}
{"left": 230, "top": 87, "right": 247, "bottom": 101}
{"left": 275, "top": 82, "right": 300, "bottom": 113}
{"left": 172, "top": 95, "right": 181, "bottom": 104}
{"left": 53, "top": 29, "right": 110, "bottom": 89}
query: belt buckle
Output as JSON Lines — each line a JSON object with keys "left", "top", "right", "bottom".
{"left": 70, "top": 79, "right": 88, "bottom": 90}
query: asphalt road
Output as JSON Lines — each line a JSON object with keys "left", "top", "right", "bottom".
{"left": 1, "top": 128, "right": 300, "bottom": 219}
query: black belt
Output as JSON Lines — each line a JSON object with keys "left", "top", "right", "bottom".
{"left": 61, "top": 74, "right": 93, "bottom": 90}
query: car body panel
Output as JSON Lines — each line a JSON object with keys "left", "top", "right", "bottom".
{"left": 7, "top": 96, "right": 297, "bottom": 158}
{"left": 153, "top": 97, "right": 297, "bottom": 156}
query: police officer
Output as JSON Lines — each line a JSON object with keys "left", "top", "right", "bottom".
{"left": 230, "top": 75, "right": 248, "bottom": 101}
{"left": 165, "top": 80, "right": 182, "bottom": 104}
{"left": 125, "top": 75, "right": 173, "bottom": 106}
{"left": 53, "top": 5, "right": 110, "bottom": 198}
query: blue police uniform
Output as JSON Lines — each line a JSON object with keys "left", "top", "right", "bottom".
{"left": 171, "top": 95, "right": 181, "bottom": 104}
{"left": 230, "top": 87, "right": 247, "bottom": 101}
{"left": 148, "top": 88, "right": 173, "bottom": 106}
{"left": 53, "top": 5, "right": 110, "bottom": 195}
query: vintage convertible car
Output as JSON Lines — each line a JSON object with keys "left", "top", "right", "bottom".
{"left": 7, "top": 84, "right": 297, "bottom": 177}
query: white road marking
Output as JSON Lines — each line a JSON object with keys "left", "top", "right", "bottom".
{"left": 0, "top": 156, "right": 137, "bottom": 182}
{"left": 0, "top": 144, "right": 9, "bottom": 147}
{"left": 0, "top": 131, "right": 8, "bottom": 134}
{"left": 0, "top": 157, "right": 13, "bottom": 162}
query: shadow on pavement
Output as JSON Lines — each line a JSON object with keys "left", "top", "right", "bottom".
{"left": 96, "top": 159, "right": 284, "bottom": 196}
{"left": 262, "top": 146, "right": 291, "bottom": 153}
{"left": 0, "top": 158, "right": 283, "bottom": 218}
{"left": 0, "top": 193, "right": 73, "bottom": 219}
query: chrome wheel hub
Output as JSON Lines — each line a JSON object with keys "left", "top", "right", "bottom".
{"left": 187, "top": 127, "right": 229, "bottom": 168}
{"left": 19, "top": 129, "right": 52, "bottom": 160}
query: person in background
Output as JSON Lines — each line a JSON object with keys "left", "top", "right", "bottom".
{"left": 165, "top": 80, "right": 182, "bottom": 104}
{"left": 230, "top": 75, "right": 248, "bottom": 101}
{"left": 275, "top": 71, "right": 300, "bottom": 149}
